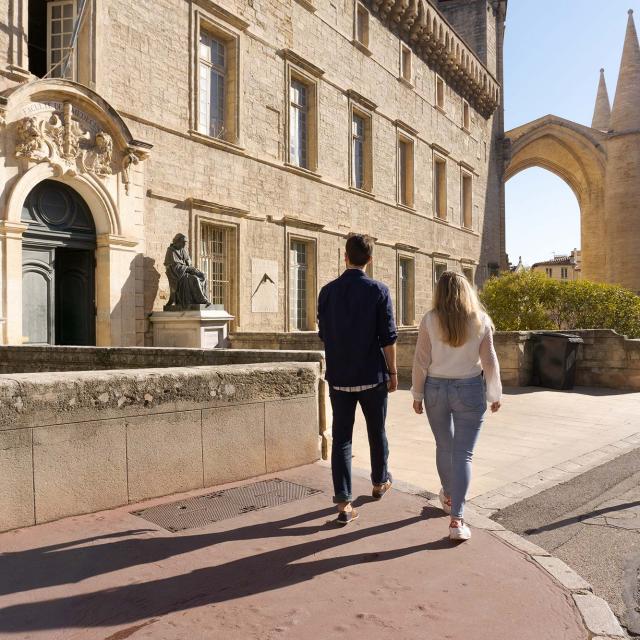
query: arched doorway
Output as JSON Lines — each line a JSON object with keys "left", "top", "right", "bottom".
{"left": 503, "top": 116, "right": 607, "bottom": 283}
{"left": 21, "top": 180, "right": 96, "bottom": 345}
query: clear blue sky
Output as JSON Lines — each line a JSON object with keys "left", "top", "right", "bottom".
{"left": 504, "top": 1, "right": 640, "bottom": 266}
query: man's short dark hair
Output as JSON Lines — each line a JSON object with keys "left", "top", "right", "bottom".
{"left": 346, "top": 234, "right": 373, "bottom": 267}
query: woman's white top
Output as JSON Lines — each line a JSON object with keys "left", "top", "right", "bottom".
{"left": 411, "top": 310, "right": 502, "bottom": 403}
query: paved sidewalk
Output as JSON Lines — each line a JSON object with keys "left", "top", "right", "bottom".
{"left": 0, "top": 464, "right": 589, "bottom": 640}
{"left": 494, "top": 446, "right": 640, "bottom": 636}
{"left": 351, "top": 386, "right": 640, "bottom": 507}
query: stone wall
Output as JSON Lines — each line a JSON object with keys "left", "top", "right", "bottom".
{"left": 397, "top": 329, "right": 640, "bottom": 391}
{"left": 230, "top": 332, "right": 324, "bottom": 351}
{"left": 99, "top": 0, "right": 505, "bottom": 341}
{"left": 0, "top": 345, "right": 325, "bottom": 374}
{"left": 570, "top": 329, "right": 640, "bottom": 390}
{"left": 0, "top": 362, "right": 321, "bottom": 533}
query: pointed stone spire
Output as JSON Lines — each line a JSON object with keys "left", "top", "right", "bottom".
{"left": 611, "top": 10, "right": 640, "bottom": 131}
{"left": 591, "top": 68, "right": 611, "bottom": 130}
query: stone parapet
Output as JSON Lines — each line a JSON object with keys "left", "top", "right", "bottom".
{"left": 230, "top": 332, "right": 324, "bottom": 351}
{"left": 493, "top": 331, "right": 535, "bottom": 387}
{"left": 0, "top": 362, "right": 321, "bottom": 532}
{"left": 0, "top": 345, "right": 325, "bottom": 374}
{"left": 395, "top": 328, "right": 640, "bottom": 391}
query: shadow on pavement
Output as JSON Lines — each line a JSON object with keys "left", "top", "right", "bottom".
{"left": 503, "top": 386, "right": 637, "bottom": 397}
{"left": 0, "top": 504, "right": 449, "bottom": 633}
{"left": 524, "top": 500, "right": 640, "bottom": 535}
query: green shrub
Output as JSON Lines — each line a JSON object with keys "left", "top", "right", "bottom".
{"left": 479, "top": 272, "right": 640, "bottom": 338}
{"left": 479, "top": 271, "right": 555, "bottom": 331}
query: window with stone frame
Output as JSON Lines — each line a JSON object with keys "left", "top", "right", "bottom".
{"left": 462, "top": 100, "right": 471, "bottom": 131}
{"left": 289, "top": 237, "right": 316, "bottom": 331}
{"left": 400, "top": 43, "right": 412, "bottom": 84}
{"left": 436, "top": 75, "right": 445, "bottom": 110}
{"left": 350, "top": 107, "right": 373, "bottom": 191}
{"left": 546, "top": 267, "right": 553, "bottom": 278}
{"left": 199, "top": 222, "right": 236, "bottom": 311}
{"left": 462, "top": 266, "right": 474, "bottom": 283}
{"left": 461, "top": 171, "right": 473, "bottom": 229}
{"left": 561, "top": 267, "right": 568, "bottom": 280}
{"left": 287, "top": 71, "right": 318, "bottom": 171}
{"left": 434, "top": 154, "right": 447, "bottom": 219}
{"left": 354, "top": 2, "right": 370, "bottom": 49}
{"left": 197, "top": 21, "right": 239, "bottom": 143}
{"left": 47, "top": 0, "right": 77, "bottom": 80}
{"left": 398, "top": 256, "right": 415, "bottom": 326}
{"left": 28, "top": 0, "right": 96, "bottom": 84}
{"left": 434, "top": 261, "right": 447, "bottom": 285}
{"left": 397, "top": 134, "right": 415, "bottom": 208}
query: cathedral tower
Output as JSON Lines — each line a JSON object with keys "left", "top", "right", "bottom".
{"left": 604, "top": 9, "right": 640, "bottom": 292}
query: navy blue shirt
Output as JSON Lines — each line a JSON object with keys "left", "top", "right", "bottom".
{"left": 317, "top": 268, "right": 398, "bottom": 387}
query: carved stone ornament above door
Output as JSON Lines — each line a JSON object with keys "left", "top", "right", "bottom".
{"left": 14, "top": 101, "right": 119, "bottom": 178}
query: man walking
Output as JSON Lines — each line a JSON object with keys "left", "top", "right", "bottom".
{"left": 318, "top": 234, "right": 398, "bottom": 525}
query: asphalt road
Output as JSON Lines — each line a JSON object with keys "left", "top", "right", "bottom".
{"left": 492, "top": 446, "right": 640, "bottom": 636}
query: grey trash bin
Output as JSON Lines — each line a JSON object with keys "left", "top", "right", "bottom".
{"left": 531, "top": 332, "right": 584, "bottom": 390}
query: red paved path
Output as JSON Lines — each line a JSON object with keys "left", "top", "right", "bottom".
{"left": 0, "top": 465, "right": 587, "bottom": 640}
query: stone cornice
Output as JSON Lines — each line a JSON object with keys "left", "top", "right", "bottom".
{"left": 0, "top": 221, "right": 29, "bottom": 238}
{"left": 279, "top": 49, "right": 325, "bottom": 78}
{"left": 395, "top": 119, "right": 419, "bottom": 136}
{"left": 96, "top": 234, "right": 140, "bottom": 249}
{"left": 193, "top": 0, "right": 250, "bottom": 30}
{"left": 367, "top": 0, "right": 501, "bottom": 118}
{"left": 346, "top": 89, "right": 377, "bottom": 111}
{"left": 395, "top": 242, "right": 420, "bottom": 252}
{"left": 188, "top": 197, "right": 250, "bottom": 218}
{"left": 280, "top": 215, "right": 325, "bottom": 231}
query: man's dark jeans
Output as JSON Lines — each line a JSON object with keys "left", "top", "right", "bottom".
{"left": 330, "top": 383, "right": 391, "bottom": 503}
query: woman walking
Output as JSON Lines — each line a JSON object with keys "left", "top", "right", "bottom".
{"left": 412, "top": 272, "right": 502, "bottom": 541}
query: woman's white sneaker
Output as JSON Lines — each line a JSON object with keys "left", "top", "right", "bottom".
{"left": 438, "top": 488, "right": 452, "bottom": 515}
{"left": 449, "top": 521, "right": 471, "bottom": 541}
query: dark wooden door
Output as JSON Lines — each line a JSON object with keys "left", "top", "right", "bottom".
{"left": 55, "top": 249, "right": 96, "bottom": 346}
{"left": 22, "top": 247, "right": 55, "bottom": 345}
{"left": 21, "top": 180, "right": 97, "bottom": 346}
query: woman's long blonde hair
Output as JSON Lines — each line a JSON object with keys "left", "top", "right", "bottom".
{"left": 433, "top": 271, "right": 487, "bottom": 347}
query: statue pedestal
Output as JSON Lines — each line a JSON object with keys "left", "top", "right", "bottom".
{"left": 149, "top": 309, "right": 234, "bottom": 348}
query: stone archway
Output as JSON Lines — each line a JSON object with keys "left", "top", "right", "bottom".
{"left": 0, "top": 80, "right": 152, "bottom": 345}
{"left": 503, "top": 115, "right": 607, "bottom": 282}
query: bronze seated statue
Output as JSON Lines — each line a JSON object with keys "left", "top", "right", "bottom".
{"left": 163, "top": 233, "right": 211, "bottom": 310}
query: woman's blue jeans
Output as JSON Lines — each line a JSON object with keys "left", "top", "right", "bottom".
{"left": 424, "top": 375, "right": 486, "bottom": 519}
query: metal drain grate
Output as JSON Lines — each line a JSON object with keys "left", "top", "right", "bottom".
{"left": 132, "top": 479, "right": 322, "bottom": 532}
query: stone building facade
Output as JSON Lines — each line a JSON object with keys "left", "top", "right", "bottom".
{"left": 531, "top": 250, "right": 581, "bottom": 282}
{"left": 0, "top": 0, "right": 506, "bottom": 347}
